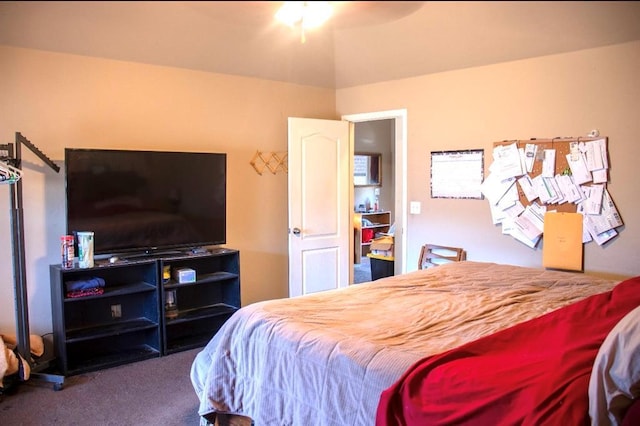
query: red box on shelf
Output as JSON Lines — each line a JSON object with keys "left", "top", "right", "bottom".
{"left": 362, "top": 229, "right": 374, "bottom": 243}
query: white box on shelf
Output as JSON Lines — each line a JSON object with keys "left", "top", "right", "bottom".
{"left": 173, "top": 267, "right": 196, "bottom": 283}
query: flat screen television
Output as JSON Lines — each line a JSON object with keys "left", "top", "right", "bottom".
{"left": 65, "top": 148, "right": 226, "bottom": 256}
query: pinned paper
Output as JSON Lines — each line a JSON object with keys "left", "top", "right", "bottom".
{"left": 565, "top": 152, "right": 592, "bottom": 185}
{"left": 543, "top": 212, "right": 583, "bottom": 271}
{"left": 487, "top": 137, "right": 622, "bottom": 253}
{"left": 524, "top": 144, "right": 537, "bottom": 173}
{"left": 542, "top": 149, "right": 556, "bottom": 177}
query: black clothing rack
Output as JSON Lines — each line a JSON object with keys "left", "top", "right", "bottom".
{"left": 1, "top": 132, "right": 64, "bottom": 390}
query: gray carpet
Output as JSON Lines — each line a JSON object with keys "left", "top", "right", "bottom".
{"left": 354, "top": 256, "right": 372, "bottom": 283}
{"left": 2, "top": 263, "right": 371, "bottom": 424}
{"left": 0, "top": 347, "right": 202, "bottom": 425}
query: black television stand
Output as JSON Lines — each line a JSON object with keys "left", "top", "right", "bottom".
{"left": 49, "top": 248, "right": 241, "bottom": 374}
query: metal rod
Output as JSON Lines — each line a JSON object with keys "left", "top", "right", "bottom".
{"left": 11, "top": 136, "right": 31, "bottom": 359}
{"left": 6, "top": 133, "right": 64, "bottom": 389}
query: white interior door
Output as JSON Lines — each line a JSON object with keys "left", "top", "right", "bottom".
{"left": 288, "top": 117, "right": 351, "bottom": 297}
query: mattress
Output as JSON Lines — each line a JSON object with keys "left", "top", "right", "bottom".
{"left": 190, "top": 261, "right": 620, "bottom": 425}
{"left": 377, "top": 274, "right": 640, "bottom": 425}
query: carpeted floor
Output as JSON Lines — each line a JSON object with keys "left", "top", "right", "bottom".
{"left": 354, "top": 256, "right": 372, "bottom": 283}
{"left": 0, "top": 347, "right": 202, "bottom": 425}
{"left": 1, "top": 262, "right": 372, "bottom": 425}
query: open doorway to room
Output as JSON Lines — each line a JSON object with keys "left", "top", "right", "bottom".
{"left": 343, "top": 110, "right": 407, "bottom": 284}
{"left": 353, "top": 120, "right": 394, "bottom": 283}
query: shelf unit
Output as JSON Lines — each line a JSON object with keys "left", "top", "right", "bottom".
{"left": 355, "top": 211, "right": 391, "bottom": 261}
{"left": 160, "top": 249, "right": 240, "bottom": 355}
{"left": 49, "top": 248, "right": 240, "bottom": 375}
{"left": 50, "top": 259, "right": 161, "bottom": 376}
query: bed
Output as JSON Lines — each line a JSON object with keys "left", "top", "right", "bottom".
{"left": 190, "top": 261, "right": 640, "bottom": 425}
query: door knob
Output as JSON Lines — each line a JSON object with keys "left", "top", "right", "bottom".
{"left": 292, "top": 227, "right": 301, "bottom": 236}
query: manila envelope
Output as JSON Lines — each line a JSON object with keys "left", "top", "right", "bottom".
{"left": 543, "top": 212, "right": 583, "bottom": 271}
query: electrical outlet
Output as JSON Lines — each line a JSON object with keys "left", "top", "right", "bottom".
{"left": 111, "top": 304, "right": 122, "bottom": 318}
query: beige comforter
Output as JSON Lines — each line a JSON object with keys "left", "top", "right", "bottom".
{"left": 190, "top": 261, "right": 619, "bottom": 425}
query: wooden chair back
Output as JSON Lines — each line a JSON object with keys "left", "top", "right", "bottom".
{"left": 418, "top": 244, "right": 466, "bottom": 269}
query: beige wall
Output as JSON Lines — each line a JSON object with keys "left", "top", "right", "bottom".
{"left": 337, "top": 41, "right": 640, "bottom": 279}
{"left": 2, "top": 40, "right": 639, "bottom": 336}
{"left": 0, "top": 46, "right": 336, "bottom": 335}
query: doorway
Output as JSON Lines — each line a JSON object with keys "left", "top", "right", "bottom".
{"left": 343, "top": 109, "right": 407, "bottom": 283}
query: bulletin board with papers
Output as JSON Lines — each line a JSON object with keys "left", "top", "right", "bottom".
{"left": 481, "top": 137, "right": 624, "bottom": 253}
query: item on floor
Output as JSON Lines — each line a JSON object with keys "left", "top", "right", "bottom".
{"left": 0, "top": 333, "right": 44, "bottom": 391}
{"left": 368, "top": 234, "right": 395, "bottom": 280}
{"left": 368, "top": 253, "right": 394, "bottom": 280}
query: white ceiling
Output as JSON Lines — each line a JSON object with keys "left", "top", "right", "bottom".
{"left": 1, "top": 1, "right": 640, "bottom": 89}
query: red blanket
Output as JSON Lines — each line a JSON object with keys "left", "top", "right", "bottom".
{"left": 376, "top": 276, "right": 640, "bottom": 426}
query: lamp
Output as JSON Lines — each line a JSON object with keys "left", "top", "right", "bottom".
{"left": 275, "top": 1, "right": 333, "bottom": 43}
